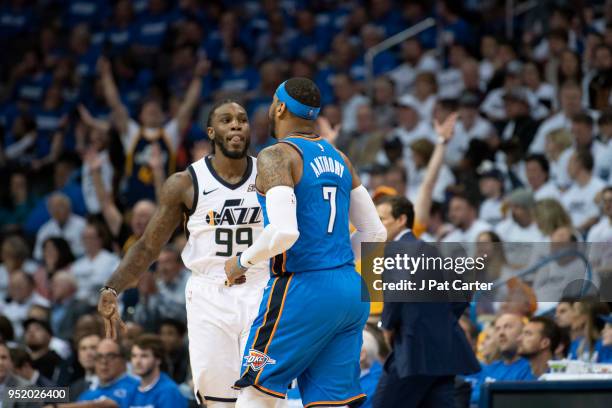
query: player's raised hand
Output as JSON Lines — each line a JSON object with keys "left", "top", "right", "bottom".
{"left": 98, "top": 288, "right": 127, "bottom": 340}
{"left": 433, "top": 112, "right": 458, "bottom": 144}
{"left": 224, "top": 256, "right": 247, "bottom": 286}
{"left": 317, "top": 116, "right": 341, "bottom": 146}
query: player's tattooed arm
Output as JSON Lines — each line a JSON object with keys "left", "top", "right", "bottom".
{"left": 106, "top": 171, "right": 193, "bottom": 292}
{"left": 255, "top": 143, "right": 301, "bottom": 193}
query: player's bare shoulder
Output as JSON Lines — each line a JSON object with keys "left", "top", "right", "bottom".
{"left": 256, "top": 143, "right": 302, "bottom": 192}
{"left": 161, "top": 170, "right": 194, "bottom": 210}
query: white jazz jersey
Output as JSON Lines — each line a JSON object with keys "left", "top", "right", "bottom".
{"left": 181, "top": 155, "right": 269, "bottom": 285}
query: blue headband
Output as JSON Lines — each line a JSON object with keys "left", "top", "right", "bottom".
{"left": 275, "top": 81, "right": 320, "bottom": 120}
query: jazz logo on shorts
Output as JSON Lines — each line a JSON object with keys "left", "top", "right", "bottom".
{"left": 244, "top": 349, "right": 276, "bottom": 371}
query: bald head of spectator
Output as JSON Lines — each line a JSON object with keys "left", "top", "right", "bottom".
{"left": 448, "top": 194, "right": 479, "bottom": 231}
{"left": 131, "top": 200, "right": 156, "bottom": 238}
{"left": 50, "top": 271, "right": 77, "bottom": 303}
{"left": 95, "top": 339, "right": 127, "bottom": 385}
{"left": 559, "top": 81, "right": 583, "bottom": 118}
{"left": 495, "top": 313, "right": 525, "bottom": 361}
{"left": 8, "top": 271, "right": 34, "bottom": 303}
{"left": 506, "top": 189, "right": 535, "bottom": 228}
{"left": 47, "top": 193, "right": 72, "bottom": 226}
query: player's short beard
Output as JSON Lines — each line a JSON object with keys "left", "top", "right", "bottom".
{"left": 215, "top": 135, "right": 249, "bottom": 159}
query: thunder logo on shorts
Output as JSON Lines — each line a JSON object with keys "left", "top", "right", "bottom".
{"left": 244, "top": 349, "right": 276, "bottom": 371}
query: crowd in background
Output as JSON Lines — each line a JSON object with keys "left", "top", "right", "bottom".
{"left": 0, "top": 0, "right": 611, "bottom": 407}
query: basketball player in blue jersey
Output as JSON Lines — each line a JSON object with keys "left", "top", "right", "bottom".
{"left": 225, "top": 77, "right": 387, "bottom": 408}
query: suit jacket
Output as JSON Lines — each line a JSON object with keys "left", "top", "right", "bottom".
{"left": 52, "top": 297, "right": 94, "bottom": 341}
{"left": 381, "top": 231, "right": 480, "bottom": 378}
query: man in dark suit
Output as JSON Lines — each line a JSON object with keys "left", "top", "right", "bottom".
{"left": 372, "top": 196, "right": 481, "bottom": 408}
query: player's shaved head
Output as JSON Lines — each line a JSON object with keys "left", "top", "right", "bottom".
{"left": 284, "top": 77, "right": 321, "bottom": 110}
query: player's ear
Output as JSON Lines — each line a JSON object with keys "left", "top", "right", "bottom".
{"left": 277, "top": 101, "right": 287, "bottom": 117}
{"left": 207, "top": 126, "right": 215, "bottom": 142}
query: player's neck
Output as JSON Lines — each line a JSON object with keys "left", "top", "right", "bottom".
{"left": 277, "top": 120, "right": 316, "bottom": 140}
{"left": 210, "top": 153, "right": 249, "bottom": 182}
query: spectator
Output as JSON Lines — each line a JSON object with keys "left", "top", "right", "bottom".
{"left": 0, "top": 235, "right": 38, "bottom": 300}
{"left": 530, "top": 81, "right": 584, "bottom": 154}
{"left": 134, "top": 244, "right": 188, "bottom": 329}
{"left": 129, "top": 334, "right": 187, "bottom": 408}
{"left": 470, "top": 313, "right": 534, "bottom": 404}
{"left": 97, "top": 56, "right": 205, "bottom": 206}
{"left": 0, "top": 341, "right": 32, "bottom": 408}
{"left": 23, "top": 318, "right": 63, "bottom": 383}
{"left": 587, "top": 186, "right": 612, "bottom": 282}
{"left": 408, "top": 139, "right": 454, "bottom": 203}
{"left": 500, "top": 88, "right": 542, "bottom": 155}
{"left": 561, "top": 149, "right": 606, "bottom": 232}
{"left": 75, "top": 339, "right": 139, "bottom": 407}
{"left": 412, "top": 71, "right": 438, "bottom": 123}
{"left": 522, "top": 61, "right": 556, "bottom": 111}
{"left": 70, "top": 219, "right": 119, "bottom": 306}
{"left": 598, "top": 314, "right": 612, "bottom": 363}
{"left": 2, "top": 272, "right": 50, "bottom": 338}
{"left": 359, "top": 329, "right": 382, "bottom": 408}
{"left": 534, "top": 198, "right": 573, "bottom": 237}
{"left": 566, "top": 112, "right": 612, "bottom": 182}
{"left": 477, "top": 167, "right": 505, "bottom": 226}
{"left": 544, "top": 128, "right": 573, "bottom": 189}
{"left": 371, "top": 76, "right": 397, "bottom": 133}
{"left": 100, "top": 199, "right": 156, "bottom": 254}
{"left": 50, "top": 271, "right": 92, "bottom": 341}
{"left": 25, "top": 306, "right": 71, "bottom": 361}
{"left": 33, "top": 192, "right": 86, "bottom": 260}
{"left": 69, "top": 332, "right": 101, "bottom": 401}
{"left": 496, "top": 189, "right": 546, "bottom": 242}
{"left": 342, "top": 104, "right": 387, "bottom": 170}
{"left": 568, "top": 299, "right": 610, "bottom": 362}
{"left": 555, "top": 298, "right": 581, "bottom": 343}
{"left": 388, "top": 38, "right": 438, "bottom": 95}
{"left": 33, "top": 237, "right": 75, "bottom": 300}
{"left": 158, "top": 319, "right": 188, "bottom": 384}
{"left": 443, "top": 194, "right": 492, "bottom": 242}
{"left": 10, "top": 346, "right": 55, "bottom": 386}
{"left": 477, "top": 324, "right": 500, "bottom": 365}
{"left": 585, "top": 44, "right": 612, "bottom": 111}
{"left": 388, "top": 95, "right": 434, "bottom": 161}
{"left": 517, "top": 316, "right": 561, "bottom": 377}
{"left": 525, "top": 154, "right": 560, "bottom": 200}
{"left": 534, "top": 226, "right": 600, "bottom": 304}
{"left": 0, "top": 315, "right": 15, "bottom": 345}
{"left": 333, "top": 73, "right": 369, "bottom": 135}
{"left": 0, "top": 171, "right": 37, "bottom": 228}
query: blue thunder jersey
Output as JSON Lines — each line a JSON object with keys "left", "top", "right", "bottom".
{"left": 78, "top": 374, "right": 140, "bottom": 408}
{"left": 127, "top": 372, "right": 187, "bottom": 408}
{"left": 257, "top": 135, "right": 354, "bottom": 274}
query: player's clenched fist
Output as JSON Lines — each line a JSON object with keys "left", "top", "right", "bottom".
{"left": 224, "top": 256, "right": 247, "bottom": 286}
{"left": 98, "top": 287, "right": 127, "bottom": 340}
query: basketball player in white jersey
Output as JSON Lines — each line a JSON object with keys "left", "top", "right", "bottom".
{"left": 98, "top": 101, "right": 269, "bottom": 407}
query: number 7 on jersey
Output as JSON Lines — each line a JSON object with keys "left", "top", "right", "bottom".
{"left": 322, "top": 186, "right": 337, "bottom": 234}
